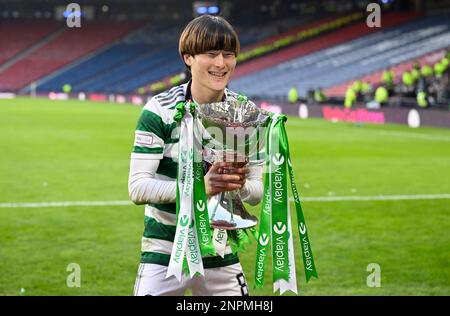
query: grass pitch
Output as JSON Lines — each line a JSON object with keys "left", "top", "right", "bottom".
{"left": 0, "top": 97, "right": 449, "bottom": 295}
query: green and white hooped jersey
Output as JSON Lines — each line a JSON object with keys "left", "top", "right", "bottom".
{"left": 132, "top": 82, "right": 241, "bottom": 268}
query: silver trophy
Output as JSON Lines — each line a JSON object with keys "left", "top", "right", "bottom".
{"left": 195, "top": 97, "right": 270, "bottom": 230}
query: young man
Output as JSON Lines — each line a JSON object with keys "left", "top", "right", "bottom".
{"left": 128, "top": 15, "right": 263, "bottom": 296}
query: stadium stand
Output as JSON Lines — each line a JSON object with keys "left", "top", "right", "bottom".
{"left": 231, "top": 12, "right": 421, "bottom": 79}
{"left": 35, "top": 14, "right": 318, "bottom": 94}
{"left": 2, "top": 6, "right": 448, "bottom": 105}
{"left": 136, "top": 12, "right": 367, "bottom": 94}
{"left": 35, "top": 19, "right": 185, "bottom": 93}
{"left": 0, "top": 21, "right": 143, "bottom": 91}
{"left": 229, "top": 14, "right": 450, "bottom": 99}
{"left": 0, "top": 20, "right": 61, "bottom": 65}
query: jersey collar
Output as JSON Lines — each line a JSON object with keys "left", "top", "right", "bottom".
{"left": 183, "top": 80, "right": 229, "bottom": 104}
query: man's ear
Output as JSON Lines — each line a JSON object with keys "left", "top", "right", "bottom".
{"left": 183, "top": 54, "right": 193, "bottom": 67}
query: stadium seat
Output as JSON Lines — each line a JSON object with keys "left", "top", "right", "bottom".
{"left": 0, "top": 21, "right": 143, "bottom": 91}
{"left": 229, "top": 14, "right": 450, "bottom": 99}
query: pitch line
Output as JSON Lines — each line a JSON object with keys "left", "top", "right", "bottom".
{"left": 298, "top": 194, "right": 450, "bottom": 202}
{"left": 0, "top": 194, "right": 449, "bottom": 208}
{"left": 0, "top": 200, "right": 131, "bottom": 208}
{"left": 372, "top": 130, "right": 450, "bottom": 142}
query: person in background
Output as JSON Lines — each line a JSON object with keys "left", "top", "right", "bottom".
{"left": 288, "top": 86, "right": 298, "bottom": 103}
{"left": 374, "top": 85, "right": 389, "bottom": 106}
{"left": 345, "top": 85, "right": 356, "bottom": 108}
{"left": 361, "top": 81, "right": 373, "bottom": 102}
{"left": 411, "top": 61, "right": 421, "bottom": 83}
{"left": 421, "top": 64, "right": 434, "bottom": 85}
{"left": 352, "top": 80, "right": 363, "bottom": 102}
{"left": 402, "top": 70, "right": 415, "bottom": 98}
{"left": 382, "top": 68, "right": 394, "bottom": 94}
{"left": 62, "top": 83, "right": 72, "bottom": 94}
{"left": 314, "top": 87, "right": 327, "bottom": 103}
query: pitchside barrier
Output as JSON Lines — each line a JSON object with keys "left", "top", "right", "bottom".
{"left": 260, "top": 102, "right": 450, "bottom": 129}
{"left": 7, "top": 92, "right": 449, "bottom": 129}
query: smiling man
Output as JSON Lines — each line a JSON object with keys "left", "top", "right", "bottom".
{"left": 128, "top": 15, "right": 263, "bottom": 296}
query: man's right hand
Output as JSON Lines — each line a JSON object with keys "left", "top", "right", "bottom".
{"left": 204, "top": 162, "right": 249, "bottom": 198}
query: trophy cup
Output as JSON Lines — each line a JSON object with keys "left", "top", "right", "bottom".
{"left": 195, "top": 97, "right": 270, "bottom": 230}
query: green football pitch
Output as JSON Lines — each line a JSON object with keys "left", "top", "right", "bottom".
{"left": 0, "top": 97, "right": 449, "bottom": 296}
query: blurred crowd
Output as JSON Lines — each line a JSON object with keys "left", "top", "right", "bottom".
{"left": 344, "top": 50, "right": 450, "bottom": 109}
{"left": 291, "top": 50, "right": 450, "bottom": 109}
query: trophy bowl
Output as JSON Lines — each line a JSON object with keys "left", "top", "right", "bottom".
{"left": 195, "top": 97, "right": 270, "bottom": 230}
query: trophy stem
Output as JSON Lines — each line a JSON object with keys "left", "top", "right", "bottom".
{"left": 208, "top": 189, "right": 258, "bottom": 230}
{"left": 210, "top": 192, "right": 220, "bottom": 220}
{"left": 228, "top": 191, "right": 235, "bottom": 223}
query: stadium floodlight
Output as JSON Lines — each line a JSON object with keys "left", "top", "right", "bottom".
{"left": 207, "top": 6, "right": 220, "bottom": 14}
{"left": 55, "top": 5, "right": 93, "bottom": 21}
{"left": 63, "top": 10, "right": 82, "bottom": 18}
{"left": 196, "top": 6, "right": 208, "bottom": 15}
{"left": 193, "top": 1, "right": 220, "bottom": 17}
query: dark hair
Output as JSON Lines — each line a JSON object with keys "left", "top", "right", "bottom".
{"left": 179, "top": 15, "right": 240, "bottom": 68}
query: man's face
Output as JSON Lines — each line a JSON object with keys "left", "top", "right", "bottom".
{"left": 184, "top": 50, "right": 237, "bottom": 92}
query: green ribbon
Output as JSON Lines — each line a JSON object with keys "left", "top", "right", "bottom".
{"left": 282, "top": 122, "right": 318, "bottom": 282}
{"left": 237, "top": 94, "right": 248, "bottom": 104}
{"left": 173, "top": 102, "right": 186, "bottom": 122}
{"left": 254, "top": 116, "right": 273, "bottom": 289}
{"left": 174, "top": 101, "right": 196, "bottom": 122}
{"left": 270, "top": 115, "right": 290, "bottom": 283}
{"left": 249, "top": 227, "right": 259, "bottom": 241}
{"left": 254, "top": 114, "right": 318, "bottom": 291}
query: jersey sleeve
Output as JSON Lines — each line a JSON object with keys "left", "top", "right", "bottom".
{"left": 131, "top": 99, "right": 167, "bottom": 160}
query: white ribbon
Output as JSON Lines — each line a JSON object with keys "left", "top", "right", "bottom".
{"left": 166, "top": 104, "right": 204, "bottom": 281}
{"left": 186, "top": 219, "right": 204, "bottom": 277}
{"left": 213, "top": 228, "right": 228, "bottom": 258}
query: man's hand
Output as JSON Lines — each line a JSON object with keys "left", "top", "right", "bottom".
{"left": 205, "top": 162, "right": 249, "bottom": 198}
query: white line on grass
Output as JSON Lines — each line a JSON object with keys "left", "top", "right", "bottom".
{"left": 300, "top": 194, "right": 450, "bottom": 202}
{"left": 1, "top": 194, "right": 449, "bottom": 208}
{"left": 0, "top": 200, "right": 131, "bottom": 208}
{"left": 372, "top": 130, "right": 450, "bottom": 142}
